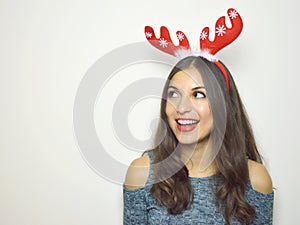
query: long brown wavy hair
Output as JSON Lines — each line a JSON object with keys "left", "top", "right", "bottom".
{"left": 149, "top": 56, "right": 262, "bottom": 224}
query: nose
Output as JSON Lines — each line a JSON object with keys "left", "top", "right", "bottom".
{"left": 176, "top": 95, "right": 193, "bottom": 114}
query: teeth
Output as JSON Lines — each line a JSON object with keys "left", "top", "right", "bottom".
{"left": 177, "top": 119, "right": 198, "bottom": 125}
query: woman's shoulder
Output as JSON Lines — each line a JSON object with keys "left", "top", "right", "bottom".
{"left": 247, "top": 159, "right": 273, "bottom": 194}
{"left": 124, "top": 153, "right": 150, "bottom": 190}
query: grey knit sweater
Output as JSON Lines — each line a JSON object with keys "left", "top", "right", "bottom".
{"left": 123, "top": 151, "right": 274, "bottom": 225}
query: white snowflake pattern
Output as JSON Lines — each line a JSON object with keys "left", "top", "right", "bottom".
{"left": 159, "top": 38, "right": 168, "bottom": 48}
{"left": 216, "top": 25, "right": 226, "bottom": 36}
{"left": 145, "top": 32, "right": 153, "bottom": 38}
{"left": 200, "top": 31, "right": 208, "bottom": 40}
{"left": 228, "top": 9, "right": 238, "bottom": 19}
{"left": 176, "top": 32, "right": 185, "bottom": 42}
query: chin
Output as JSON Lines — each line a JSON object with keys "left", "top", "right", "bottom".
{"left": 176, "top": 133, "right": 211, "bottom": 145}
{"left": 175, "top": 134, "right": 201, "bottom": 145}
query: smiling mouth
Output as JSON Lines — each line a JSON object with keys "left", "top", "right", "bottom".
{"left": 175, "top": 119, "right": 199, "bottom": 132}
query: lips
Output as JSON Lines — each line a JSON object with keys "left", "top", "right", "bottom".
{"left": 175, "top": 118, "right": 199, "bottom": 132}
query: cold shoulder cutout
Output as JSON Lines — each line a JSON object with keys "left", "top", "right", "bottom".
{"left": 248, "top": 159, "right": 273, "bottom": 194}
{"left": 124, "top": 154, "right": 150, "bottom": 190}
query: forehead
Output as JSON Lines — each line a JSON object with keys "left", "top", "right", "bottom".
{"left": 169, "top": 68, "right": 204, "bottom": 88}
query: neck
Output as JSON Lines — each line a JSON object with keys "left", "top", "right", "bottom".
{"left": 179, "top": 139, "right": 218, "bottom": 177}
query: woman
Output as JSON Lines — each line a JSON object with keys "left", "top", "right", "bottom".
{"left": 123, "top": 56, "right": 274, "bottom": 225}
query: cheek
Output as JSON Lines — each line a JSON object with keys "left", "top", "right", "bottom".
{"left": 165, "top": 101, "right": 176, "bottom": 117}
{"left": 196, "top": 101, "right": 212, "bottom": 121}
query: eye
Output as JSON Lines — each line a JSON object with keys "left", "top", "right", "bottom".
{"left": 194, "top": 91, "right": 206, "bottom": 99}
{"left": 167, "top": 90, "right": 179, "bottom": 98}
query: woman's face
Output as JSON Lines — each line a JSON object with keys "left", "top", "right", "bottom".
{"left": 165, "top": 67, "right": 213, "bottom": 145}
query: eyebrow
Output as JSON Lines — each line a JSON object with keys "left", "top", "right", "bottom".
{"left": 167, "top": 85, "right": 179, "bottom": 90}
{"left": 192, "top": 86, "right": 205, "bottom": 90}
{"left": 167, "top": 85, "right": 205, "bottom": 90}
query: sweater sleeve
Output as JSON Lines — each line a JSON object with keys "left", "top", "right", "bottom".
{"left": 247, "top": 188, "right": 274, "bottom": 225}
{"left": 123, "top": 185, "right": 148, "bottom": 225}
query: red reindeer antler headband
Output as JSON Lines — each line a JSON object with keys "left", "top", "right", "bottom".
{"left": 144, "top": 8, "right": 243, "bottom": 91}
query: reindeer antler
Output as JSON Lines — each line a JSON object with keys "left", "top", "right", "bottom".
{"left": 199, "top": 8, "right": 243, "bottom": 55}
{"left": 145, "top": 26, "right": 191, "bottom": 56}
{"left": 144, "top": 8, "right": 243, "bottom": 91}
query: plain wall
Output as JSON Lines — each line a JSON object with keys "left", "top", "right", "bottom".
{"left": 0, "top": 0, "right": 299, "bottom": 224}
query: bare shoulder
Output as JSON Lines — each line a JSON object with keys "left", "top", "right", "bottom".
{"left": 124, "top": 154, "right": 150, "bottom": 190}
{"left": 248, "top": 160, "right": 273, "bottom": 194}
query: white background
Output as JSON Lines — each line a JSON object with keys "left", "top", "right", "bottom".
{"left": 0, "top": 0, "right": 299, "bottom": 224}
